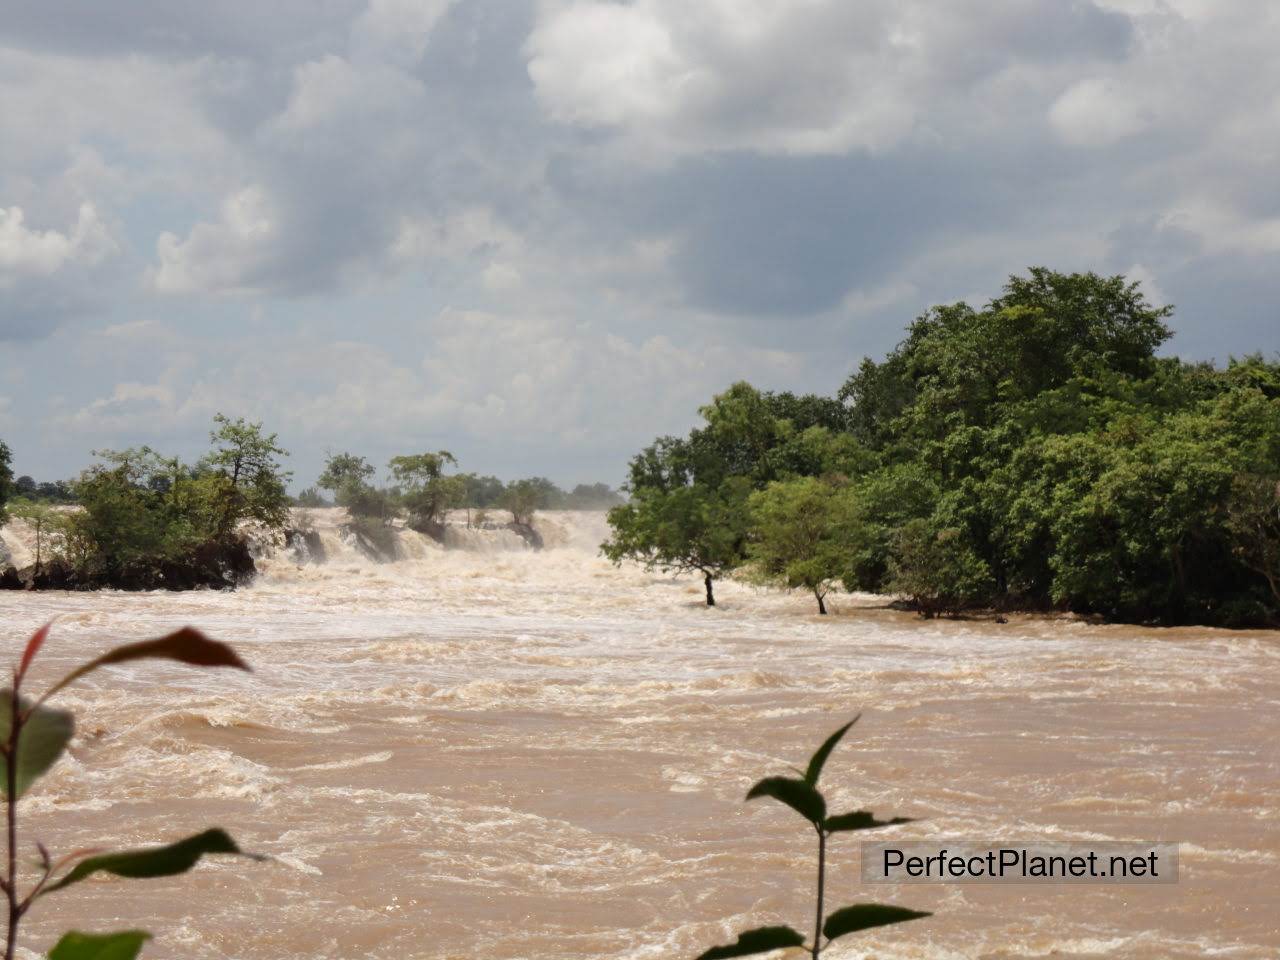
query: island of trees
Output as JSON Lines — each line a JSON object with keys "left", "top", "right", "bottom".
{"left": 0, "top": 426, "right": 620, "bottom": 590}
{"left": 603, "top": 269, "right": 1280, "bottom": 627}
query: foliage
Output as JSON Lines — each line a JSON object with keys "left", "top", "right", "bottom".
{"left": 887, "top": 520, "right": 994, "bottom": 618}
{"left": 294, "top": 487, "right": 329, "bottom": 508}
{"left": 615, "top": 268, "right": 1280, "bottom": 624}
{"left": 11, "top": 478, "right": 76, "bottom": 504}
{"left": 458, "top": 473, "right": 507, "bottom": 508}
{"left": 604, "top": 475, "right": 751, "bottom": 606}
{"left": 501, "top": 478, "right": 546, "bottom": 527}
{"left": 2, "top": 623, "right": 260, "bottom": 960}
{"left": 0, "top": 441, "right": 11, "bottom": 527}
{"left": 389, "top": 451, "right": 465, "bottom": 530}
{"left": 6, "top": 500, "right": 69, "bottom": 575}
{"left": 1224, "top": 473, "right": 1280, "bottom": 607}
{"left": 605, "top": 382, "right": 857, "bottom": 606}
{"left": 696, "top": 718, "right": 928, "bottom": 959}
{"left": 316, "top": 452, "right": 375, "bottom": 493}
{"left": 200, "top": 415, "right": 292, "bottom": 538}
{"left": 64, "top": 416, "right": 291, "bottom": 586}
{"left": 746, "top": 478, "right": 857, "bottom": 614}
{"left": 564, "top": 482, "right": 625, "bottom": 509}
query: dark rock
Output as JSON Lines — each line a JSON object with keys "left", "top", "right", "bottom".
{"left": 506, "top": 521, "right": 543, "bottom": 550}
{"left": 282, "top": 528, "right": 327, "bottom": 564}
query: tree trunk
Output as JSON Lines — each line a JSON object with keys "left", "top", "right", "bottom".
{"left": 815, "top": 590, "right": 827, "bottom": 615}
{"left": 704, "top": 573, "right": 716, "bottom": 607}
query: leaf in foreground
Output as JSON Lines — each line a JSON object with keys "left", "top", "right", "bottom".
{"left": 696, "top": 925, "right": 806, "bottom": 960}
{"left": 42, "top": 828, "right": 261, "bottom": 895}
{"left": 48, "top": 931, "right": 151, "bottom": 960}
{"left": 18, "top": 622, "right": 53, "bottom": 685}
{"left": 745, "top": 776, "right": 826, "bottom": 825}
{"left": 822, "top": 904, "right": 931, "bottom": 942}
{"left": 803, "top": 715, "right": 859, "bottom": 787}
{"left": 0, "top": 691, "right": 74, "bottom": 799}
{"left": 41, "top": 628, "right": 250, "bottom": 702}
{"left": 823, "top": 811, "right": 914, "bottom": 833}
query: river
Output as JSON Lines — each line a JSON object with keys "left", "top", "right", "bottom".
{"left": 2, "top": 510, "right": 1276, "bottom": 959}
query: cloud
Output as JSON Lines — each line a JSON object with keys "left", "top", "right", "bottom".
{"left": 2, "top": 0, "right": 1279, "bottom": 485}
{"left": 527, "top": 0, "right": 1131, "bottom": 158}
{"left": 0, "top": 203, "right": 115, "bottom": 278}
{"left": 0, "top": 203, "right": 120, "bottom": 339}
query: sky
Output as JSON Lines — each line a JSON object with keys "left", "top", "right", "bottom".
{"left": 2, "top": 0, "right": 1278, "bottom": 489}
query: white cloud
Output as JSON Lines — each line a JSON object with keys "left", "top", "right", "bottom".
{"left": 151, "top": 186, "right": 276, "bottom": 295}
{"left": 1049, "top": 77, "right": 1147, "bottom": 146}
{"left": 0, "top": 203, "right": 116, "bottom": 280}
{"left": 526, "top": 0, "right": 1132, "bottom": 158}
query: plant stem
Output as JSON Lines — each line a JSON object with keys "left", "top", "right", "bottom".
{"left": 812, "top": 827, "right": 826, "bottom": 959}
{"left": 5, "top": 684, "right": 21, "bottom": 960}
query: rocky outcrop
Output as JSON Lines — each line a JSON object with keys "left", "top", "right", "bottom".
{"left": 282, "top": 528, "right": 327, "bottom": 564}
{"left": 0, "top": 538, "right": 257, "bottom": 592}
{"left": 506, "top": 521, "right": 543, "bottom": 550}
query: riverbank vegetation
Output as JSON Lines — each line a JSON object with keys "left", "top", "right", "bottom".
{"left": 605, "top": 269, "right": 1280, "bottom": 627}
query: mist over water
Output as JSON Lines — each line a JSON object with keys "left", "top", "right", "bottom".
{"left": 4, "top": 510, "right": 1277, "bottom": 959}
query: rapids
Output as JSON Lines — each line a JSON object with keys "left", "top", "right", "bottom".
{"left": 1, "top": 509, "right": 1276, "bottom": 959}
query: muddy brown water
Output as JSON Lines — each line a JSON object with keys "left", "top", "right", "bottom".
{"left": 2, "top": 511, "right": 1276, "bottom": 958}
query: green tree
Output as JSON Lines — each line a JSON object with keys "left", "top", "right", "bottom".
{"left": 294, "top": 487, "right": 329, "bottom": 508}
{"left": 201, "top": 414, "right": 291, "bottom": 539}
{"left": 0, "top": 440, "right": 12, "bottom": 527}
{"left": 501, "top": 478, "right": 545, "bottom": 527}
{"left": 389, "top": 451, "right": 465, "bottom": 531}
{"left": 747, "top": 478, "right": 857, "bottom": 615}
{"left": 887, "top": 519, "right": 994, "bottom": 618}
{"left": 1225, "top": 474, "right": 1280, "bottom": 606}
{"left": 7, "top": 500, "right": 67, "bottom": 576}
{"left": 317, "top": 452, "right": 375, "bottom": 493}
{"left": 65, "top": 449, "right": 192, "bottom": 581}
{"left": 604, "top": 473, "right": 751, "bottom": 607}
{"left": 564, "top": 482, "right": 624, "bottom": 509}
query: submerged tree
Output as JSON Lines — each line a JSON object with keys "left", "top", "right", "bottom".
{"left": 696, "top": 717, "right": 928, "bottom": 959}
{"left": 7, "top": 500, "right": 67, "bottom": 576}
{"left": 886, "top": 519, "right": 994, "bottom": 618}
{"left": 390, "top": 451, "right": 465, "bottom": 532}
{"left": 201, "top": 415, "right": 292, "bottom": 539}
{"left": 604, "top": 470, "right": 751, "bottom": 607}
{"left": 747, "top": 478, "right": 857, "bottom": 615}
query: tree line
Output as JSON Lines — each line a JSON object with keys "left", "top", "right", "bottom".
{"left": 0, "top": 429, "right": 621, "bottom": 588}
{"left": 603, "top": 268, "right": 1280, "bottom": 626}
{"left": 298, "top": 451, "right": 621, "bottom": 529}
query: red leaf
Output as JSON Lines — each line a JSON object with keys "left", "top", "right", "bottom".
{"left": 17, "top": 622, "right": 52, "bottom": 686}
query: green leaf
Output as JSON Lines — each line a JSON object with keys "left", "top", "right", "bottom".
{"left": 695, "top": 925, "right": 806, "bottom": 960}
{"left": 40, "top": 629, "right": 250, "bottom": 703}
{"left": 745, "top": 776, "right": 826, "bottom": 825}
{"left": 803, "top": 715, "right": 859, "bottom": 787}
{"left": 49, "top": 931, "right": 151, "bottom": 960}
{"left": 42, "top": 828, "right": 260, "bottom": 895}
{"left": 0, "top": 690, "right": 74, "bottom": 799}
{"left": 823, "top": 904, "right": 931, "bottom": 942}
{"left": 823, "top": 811, "right": 914, "bottom": 834}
